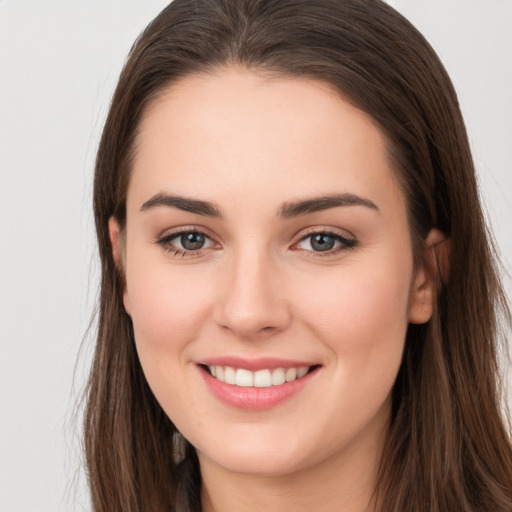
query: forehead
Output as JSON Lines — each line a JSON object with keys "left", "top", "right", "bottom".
{"left": 128, "top": 68, "right": 403, "bottom": 215}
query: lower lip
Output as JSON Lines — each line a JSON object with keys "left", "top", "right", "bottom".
{"left": 198, "top": 366, "right": 318, "bottom": 410}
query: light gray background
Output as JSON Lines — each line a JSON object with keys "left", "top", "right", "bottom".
{"left": 0, "top": 1, "right": 510, "bottom": 511}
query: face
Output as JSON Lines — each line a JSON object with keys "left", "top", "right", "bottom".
{"left": 112, "top": 69, "right": 434, "bottom": 478}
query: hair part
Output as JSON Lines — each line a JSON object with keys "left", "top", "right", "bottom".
{"left": 87, "top": 1, "right": 512, "bottom": 511}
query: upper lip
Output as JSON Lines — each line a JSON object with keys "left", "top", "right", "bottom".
{"left": 197, "top": 356, "right": 319, "bottom": 372}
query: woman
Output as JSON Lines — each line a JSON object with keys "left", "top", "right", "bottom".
{"left": 85, "top": 0, "right": 512, "bottom": 510}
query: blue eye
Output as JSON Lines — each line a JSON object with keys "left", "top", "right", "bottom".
{"left": 179, "top": 232, "right": 207, "bottom": 251}
{"left": 157, "top": 230, "right": 215, "bottom": 255}
{"left": 309, "top": 233, "right": 336, "bottom": 251}
{"left": 296, "top": 232, "right": 356, "bottom": 253}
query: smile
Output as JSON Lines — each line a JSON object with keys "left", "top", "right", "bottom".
{"left": 206, "top": 365, "right": 311, "bottom": 388}
{"left": 198, "top": 361, "right": 321, "bottom": 410}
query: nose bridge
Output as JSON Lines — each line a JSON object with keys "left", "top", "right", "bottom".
{"left": 214, "top": 242, "right": 291, "bottom": 338}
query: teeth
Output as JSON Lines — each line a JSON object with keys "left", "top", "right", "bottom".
{"left": 235, "top": 369, "right": 253, "bottom": 387}
{"left": 272, "top": 368, "right": 286, "bottom": 385}
{"left": 254, "top": 369, "right": 272, "bottom": 388}
{"left": 297, "top": 366, "right": 309, "bottom": 378}
{"left": 207, "top": 365, "right": 312, "bottom": 387}
{"left": 285, "top": 367, "right": 297, "bottom": 382}
{"left": 224, "top": 366, "right": 236, "bottom": 385}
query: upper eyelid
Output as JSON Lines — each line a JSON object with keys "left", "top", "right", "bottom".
{"left": 293, "top": 225, "right": 356, "bottom": 242}
{"left": 299, "top": 230, "right": 352, "bottom": 240}
{"left": 154, "top": 227, "right": 215, "bottom": 252}
{"left": 156, "top": 225, "right": 215, "bottom": 241}
{"left": 294, "top": 231, "right": 356, "bottom": 249}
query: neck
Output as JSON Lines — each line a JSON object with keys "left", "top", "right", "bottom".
{"left": 199, "top": 415, "right": 387, "bottom": 512}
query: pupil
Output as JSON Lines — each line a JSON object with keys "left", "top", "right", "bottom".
{"left": 311, "top": 234, "right": 334, "bottom": 251}
{"left": 181, "top": 232, "right": 205, "bottom": 250}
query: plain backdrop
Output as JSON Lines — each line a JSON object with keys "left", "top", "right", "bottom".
{"left": 0, "top": 1, "right": 510, "bottom": 511}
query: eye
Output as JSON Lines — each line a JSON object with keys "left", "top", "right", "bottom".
{"left": 157, "top": 229, "right": 217, "bottom": 256}
{"left": 294, "top": 231, "right": 356, "bottom": 254}
{"left": 177, "top": 232, "right": 209, "bottom": 251}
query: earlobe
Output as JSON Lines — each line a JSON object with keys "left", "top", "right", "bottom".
{"left": 108, "top": 217, "right": 131, "bottom": 315}
{"left": 408, "top": 229, "right": 450, "bottom": 324}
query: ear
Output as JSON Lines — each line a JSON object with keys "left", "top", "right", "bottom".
{"left": 408, "top": 229, "right": 450, "bottom": 324}
{"left": 108, "top": 217, "right": 131, "bottom": 316}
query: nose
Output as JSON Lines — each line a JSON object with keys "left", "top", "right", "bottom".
{"left": 213, "top": 249, "right": 292, "bottom": 340}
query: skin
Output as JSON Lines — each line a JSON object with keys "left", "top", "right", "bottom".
{"left": 110, "top": 68, "right": 441, "bottom": 512}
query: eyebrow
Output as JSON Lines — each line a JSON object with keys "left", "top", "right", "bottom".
{"left": 277, "top": 193, "right": 379, "bottom": 218}
{"left": 140, "top": 193, "right": 222, "bottom": 217}
{"left": 140, "top": 192, "right": 379, "bottom": 218}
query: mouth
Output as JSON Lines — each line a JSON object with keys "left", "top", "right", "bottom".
{"left": 201, "top": 364, "right": 319, "bottom": 388}
{"left": 197, "top": 361, "right": 321, "bottom": 410}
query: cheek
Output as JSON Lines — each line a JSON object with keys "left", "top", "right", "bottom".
{"left": 297, "top": 253, "right": 413, "bottom": 377}
{"left": 125, "top": 264, "right": 219, "bottom": 428}
{"left": 293, "top": 256, "right": 413, "bottom": 445}
{"left": 125, "top": 258, "right": 214, "bottom": 372}
{"left": 339, "top": 271, "right": 410, "bottom": 339}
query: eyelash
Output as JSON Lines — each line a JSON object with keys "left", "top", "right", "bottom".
{"left": 155, "top": 228, "right": 357, "bottom": 258}
{"left": 156, "top": 228, "right": 216, "bottom": 258}
{"left": 292, "top": 230, "right": 357, "bottom": 257}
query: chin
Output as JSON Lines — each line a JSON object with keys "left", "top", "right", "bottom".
{"left": 204, "top": 450, "right": 307, "bottom": 477}
{"left": 193, "top": 427, "right": 309, "bottom": 477}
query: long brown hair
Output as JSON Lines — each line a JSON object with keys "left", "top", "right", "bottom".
{"left": 86, "top": 1, "right": 512, "bottom": 510}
